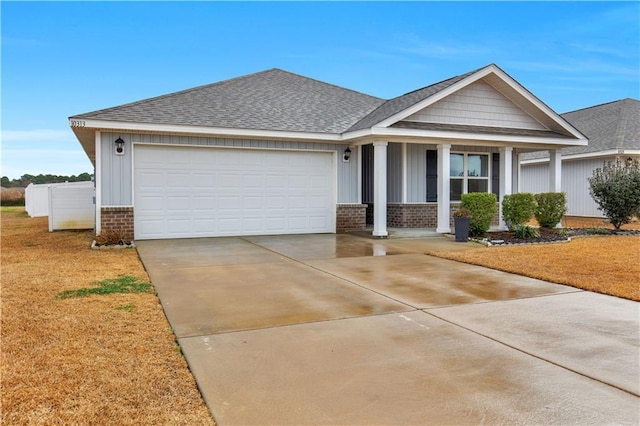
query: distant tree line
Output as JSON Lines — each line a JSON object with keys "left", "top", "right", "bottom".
{"left": 1, "top": 173, "right": 93, "bottom": 188}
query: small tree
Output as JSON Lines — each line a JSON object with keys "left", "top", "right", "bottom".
{"left": 502, "top": 193, "right": 537, "bottom": 230}
{"left": 460, "top": 192, "right": 497, "bottom": 237}
{"left": 588, "top": 158, "right": 640, "bottom": 230}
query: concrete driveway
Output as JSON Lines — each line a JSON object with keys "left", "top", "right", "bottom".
{"left": 136, "top": 234, "right": 639, "bottom": 425}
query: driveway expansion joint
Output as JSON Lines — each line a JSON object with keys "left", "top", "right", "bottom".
{"left": 423, "top": 309, "right": 640, "bottom": 398}
{"left": 240, "top": 237, "right": 419, "bottom": 310}
{"left": 176, "top": 309, "right": 420, "bottom": 339}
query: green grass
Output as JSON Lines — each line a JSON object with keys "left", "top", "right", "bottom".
{"left": 56, "top": 276, "right": 154, "bottom": 300}
{"left": 116, "top": 303, "right": 136, "bottom": 312}
{"left": 0, "top": 206, "right": 25, "bottom": 213}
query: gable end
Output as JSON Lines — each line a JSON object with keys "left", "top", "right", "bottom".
{"left": 403, "top": 80, "right": 547, "bottom": 131}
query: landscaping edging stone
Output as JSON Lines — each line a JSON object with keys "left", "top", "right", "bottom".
{"left": 91, "top": 240, "right": 136, "bottom": 250}
{"left": 450, "top": 228, "right": 639, "bottom": 247}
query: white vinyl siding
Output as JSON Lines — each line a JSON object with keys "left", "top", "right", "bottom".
{"left": 133, "top": 145, "right": 335, "bottom": 239}
{"left": 404, "top": 80, "right": 547, "bottom": 130}
{"left": 100, "top": 132, "right": 358, "bottom": 206}
{"left": 520, "top": 157, "right": 622, "bottom": 217}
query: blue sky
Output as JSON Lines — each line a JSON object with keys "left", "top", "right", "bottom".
{"left": 1, "top": 1, "right": 638, "bottom": 179}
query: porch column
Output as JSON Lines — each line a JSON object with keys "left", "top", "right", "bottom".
{"left": 356, "top": 145, "right": 362, "bottom": 204}
{"left": 549, "top": 149, "right": 562, "bottom": 192}
{"left": 513, "top": 151, "right": 521, "bottom": 193}
{"left": 436, "top": 143, "right": 451, "bottom": 233}
{"left": 499, "top": 146, "right": 513, "bottom": 230}
{"left": 373, "top": 141, "right": 388, "bottom": 237}
{"left": 94, "top": 130, "right": 102, "bottom": 235}
{"left": 401, "top": 142, "right": 408, "bottom": 203}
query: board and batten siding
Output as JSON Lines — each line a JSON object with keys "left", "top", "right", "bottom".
{"left": 404, "top": 80, "right": 546, "bottom": 130}
{"left": 99, "top": 132, "right": 359, "bottom": 206}
{"left": 386, "top": 143, "right": 403, "bottom": 203}
{"left": 520, "top": 157, "right": 617, "bottom": 217}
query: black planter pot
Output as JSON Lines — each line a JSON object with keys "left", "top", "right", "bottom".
{"left": 454, "top": 217, "right": 471, "bottom": 242}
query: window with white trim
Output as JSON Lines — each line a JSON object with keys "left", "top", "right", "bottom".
{"left": 450, "top": 153, "right": 490, "bottom": 201}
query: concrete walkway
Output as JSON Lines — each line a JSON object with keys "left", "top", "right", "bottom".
{"left": 136, "top": 234, "right": 639, "bottom": 425}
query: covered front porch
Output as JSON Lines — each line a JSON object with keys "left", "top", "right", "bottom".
{"left": 355, "top": 139, "right": 566, "bottom": 237}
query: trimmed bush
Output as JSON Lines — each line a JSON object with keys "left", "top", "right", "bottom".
{"left": 502, "top": 193, "right": 537, "bottom": 230}
{"left": 588, "top": 158, "right": 640, "bottom": 230}
{"left": 460, "top": 192, "right": 497, "bottom": 237}
{"left": 534, "top": 192, "right": 567, "bottom": 228}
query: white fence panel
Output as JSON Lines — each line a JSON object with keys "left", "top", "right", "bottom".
{"left": 25, "top": 183, "right": 51, "bottom": 217}
{"left": 48, "top": 183, "right": 95, "bottom": 231}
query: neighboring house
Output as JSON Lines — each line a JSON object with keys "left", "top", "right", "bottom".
{"left": 70, "top": 64, "right": 586, "bottom": 241}
{"left": 521, "top": 98, "right": 639, "bottom": 217}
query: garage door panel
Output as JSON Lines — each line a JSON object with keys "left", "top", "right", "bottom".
{"left": 134, "top": 145, "right": 335, "bottom": 239}
{"left": 193, "top": 197, "right": 217, "bottom": 210}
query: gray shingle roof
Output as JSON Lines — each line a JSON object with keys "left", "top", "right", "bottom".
{"left": 72, "top": 69, "right": 385, "bottom": 134}
{"left": 522, "top": 98, "right": 640, "bottom": 160}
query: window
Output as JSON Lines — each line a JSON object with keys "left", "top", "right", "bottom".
{"left": 450, "top": 153, "right": 490, "bottom": 201}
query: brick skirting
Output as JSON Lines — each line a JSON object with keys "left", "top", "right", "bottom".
{"left": 388, "top": 204, "right": 438, "bottom": 228}
{"left": 376, "top": 202, "right": 501, "bottom": 229}
{"left": 336, "top": 204, "right": 367, "bottom": 233}
{"left": 100, "top": 207, "right": 134, "bottom": 242}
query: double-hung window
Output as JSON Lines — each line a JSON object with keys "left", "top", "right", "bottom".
{"left": 450, "top": 153, "right": 490, "bottom": 201}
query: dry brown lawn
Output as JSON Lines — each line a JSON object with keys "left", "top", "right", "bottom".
{"left": 428, "top": 235, "right": 640, "bottom": 301}
{"left": 1, "top": 207, "right": 214, "bottom": 425}
{"left": 558, "top": 215, "right": 640, "bottom": 230}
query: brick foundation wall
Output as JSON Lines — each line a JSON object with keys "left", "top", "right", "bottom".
{"left": 387, "top": 204, "right": 438, "bottom": 228}
{"left": 336, "top": 204, "right": 367, "bottom": 233}
{"left": 355, "top": 202, "right": 502, "bottom": 229}
{"left": 100, "top": 207, "right": 134, "bottom": 242}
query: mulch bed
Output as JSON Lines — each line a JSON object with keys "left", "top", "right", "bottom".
{"left": 477, "top": 227, "right": 640, "bottom": 245}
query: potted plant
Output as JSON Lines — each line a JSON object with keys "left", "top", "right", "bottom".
{"left": 453, "top": 207, "right": 473, "bottom": 242}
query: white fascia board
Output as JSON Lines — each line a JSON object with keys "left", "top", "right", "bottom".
{"left": 374, "top": 66, "right": 493, "bottom": 129}
{"left": 70, "top": 119, "right": 343, "bottom": 142}
{"left": 360, "top": 126, "right": 585, "bottom": 146}
{"left": 521, "top": 149, "right": 640, "bottom": 165}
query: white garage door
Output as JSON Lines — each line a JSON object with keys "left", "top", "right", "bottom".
{"left": 134, "top": 145, "right": 335, "bottom": 240}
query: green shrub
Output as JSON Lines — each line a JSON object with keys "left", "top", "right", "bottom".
{"left": 588, "top": 159, "right": 640, "bottom": 230}
{"left": 534, "top": 192, "right": 567, "bottom": 228}
{"left": 460, "top": 192, "right": 497, "bottom": 237}
{"left": 502, "top": 193, "right": 537, "bottom": 230}
{"left": 585, "top": 227, "right": 610, "bottom": 235}
{"left": 513, "top": 224, "right": 540, "bottom": 239}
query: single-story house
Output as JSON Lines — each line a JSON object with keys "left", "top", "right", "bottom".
{"left": 69, "top": 63, "right": 587, "bottom": 241}
{"left": 521, "top": 98, "right": 639, "bottom": 217}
